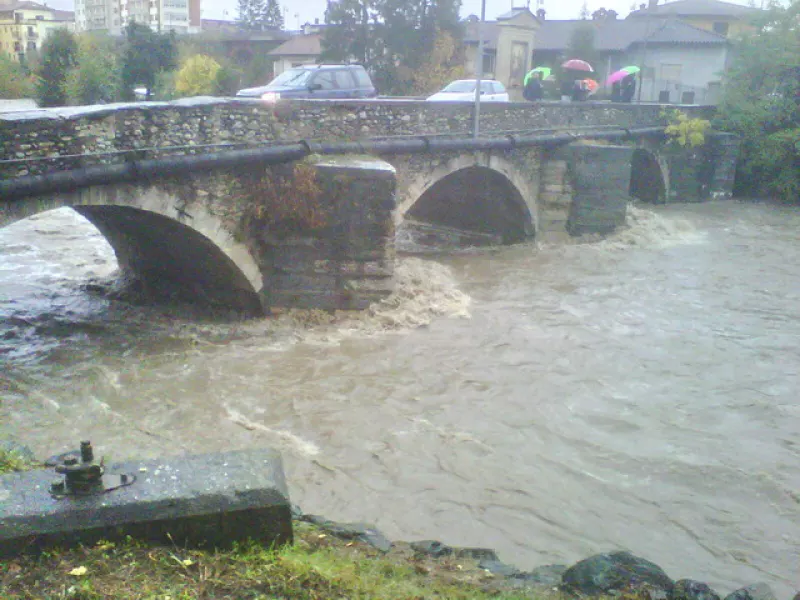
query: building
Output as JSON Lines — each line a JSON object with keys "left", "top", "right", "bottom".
{"left": 534, "top": 15, "right": 730, "bottom": 104}
{"left": 463, "top": 7, "right": 540, "bottom": 101}
{"left": 0, "top": 0, "right": 74, "bottom": 62}
{"left": 627, "top": 0, "right": 759, "bottom": 39}
{"left": 74, "top": 0, "right": 200, "bottom": 35}
{"left": 267, "top": 33, "right": 321, "bottom": 76}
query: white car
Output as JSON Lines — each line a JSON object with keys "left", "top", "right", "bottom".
{"left": 426, "top": 79, "right": 509, "bottom": 102}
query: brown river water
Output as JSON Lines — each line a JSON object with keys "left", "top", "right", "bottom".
{"left": 0, "top": 201, "right": 797, "bottom": 597}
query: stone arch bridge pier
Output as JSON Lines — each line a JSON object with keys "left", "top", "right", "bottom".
{"left": 0, "top": 99, "right": 739, "bottom": 315}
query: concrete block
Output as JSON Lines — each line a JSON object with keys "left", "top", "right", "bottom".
{"left": 0, "top": 448, "right": 292, "bottom": 557}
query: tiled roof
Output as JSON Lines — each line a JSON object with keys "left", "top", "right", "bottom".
{"left": 268, "top": 33, "right": 322, "bottom": 56}
{"left": 534, "top": 18, "right": 727, "bottom": 51}
{"left": 52, "top": 9, "right": 74, "bottom": 21}
{"left": 0, "top": 1, "right": 52, "bottom": 11}
{"left": 628, "top": 0, "right": 758, "bottom": 18}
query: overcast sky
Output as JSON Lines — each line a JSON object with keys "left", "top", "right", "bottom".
{"left": 45, "top": 0, "right": 755, "bottom": 28}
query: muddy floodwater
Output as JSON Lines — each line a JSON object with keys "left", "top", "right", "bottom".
{"left": 1, "top": 201, "right": 798, "bottom": 597}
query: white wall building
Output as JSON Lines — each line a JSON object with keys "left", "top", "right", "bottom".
{"left": 75, "top": 0, "right": 200, "bottom": 34}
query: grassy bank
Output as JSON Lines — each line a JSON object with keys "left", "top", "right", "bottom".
{"left": 0, "top": 448, "right": 560, "bottom": 599}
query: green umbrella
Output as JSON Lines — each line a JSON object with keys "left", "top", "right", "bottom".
{"left": 524, "top": 67, "right": 551, "bottom": 86}
{"left": 621, "top": 66, "right": 641, "bottom": 74}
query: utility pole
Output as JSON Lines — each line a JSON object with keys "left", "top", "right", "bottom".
{"left": 472, "top": 0, "right": 486, "bottom": 138}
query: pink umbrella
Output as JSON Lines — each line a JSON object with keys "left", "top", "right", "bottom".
{"left": 606, "top": 66, "right": 640, "bottom": 86}
{"left": 561, "top": 59, "right": 594, "bottom": 72}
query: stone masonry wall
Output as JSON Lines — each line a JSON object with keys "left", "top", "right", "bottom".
{"left": 0, "top": 97, "right": 715, "bottom": 180}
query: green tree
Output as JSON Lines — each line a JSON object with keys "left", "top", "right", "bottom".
{"left": 322, "top": 0, "right": 463, "bottom": 95}
{"left": 175, "top": 54, "right": 222, "bottom": 96}
{"left": 238, "top": 0, "right": 284, "bottom": 31}
{"left": 35, "top": 28, "right": 78, "bottom": 107}
{"left": 566, "top": 20, "right": 598, "bottom": 67}
{"left": 0, "top": 54, "right": 35, "bottom": 99}
{"left": 66, "top": 34, "right": 119, "bottom": 105}
{"left": 119, "top": 22, "right": 177, "bottom": 101}
{"left": 716, "top": 0, "right": 800, "bottom": 201}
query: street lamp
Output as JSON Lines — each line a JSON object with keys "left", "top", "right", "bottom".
{"left": 472, "top": 0, "right": 486, "bottom": 138}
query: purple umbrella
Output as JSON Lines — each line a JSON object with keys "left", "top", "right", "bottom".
{"left": 606, "top": 66, "right": 640, "bottom": 86}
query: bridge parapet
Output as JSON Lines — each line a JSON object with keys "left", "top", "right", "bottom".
{"left": 0, "top": 97, "right": 714, "bottom": 179}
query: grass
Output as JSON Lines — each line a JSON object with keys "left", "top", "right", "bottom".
{"left": 0, "top": 523, "right": 559, "bottom": 599}
{"left": 0, "top": 448, "right": 562, "bottom": 599}
{"left": 0, "top": 447, "right": 38, "bottom": 474}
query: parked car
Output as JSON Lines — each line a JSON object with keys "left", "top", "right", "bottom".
{"left": 426, "top": 79, "right": 509, "bottom": 102}
{"left": 236, "top": 65, "right": 377, "bottom": 101}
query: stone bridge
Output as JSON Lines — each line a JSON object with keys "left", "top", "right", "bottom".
{"left": 0, "top": 98, "right": 739, "bottom": 315}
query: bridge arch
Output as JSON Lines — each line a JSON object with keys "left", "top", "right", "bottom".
{"left": 394, "top": 152, "right": 537, "bottom": 244}
{"left": 5, "top": 184, "right": 264, "bottom": 314}
{"left": 629, "top": 145, "right": 667, "bottom": 204}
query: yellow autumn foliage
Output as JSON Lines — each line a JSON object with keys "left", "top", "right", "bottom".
{"left": 175, "top": 54, "right": 222, "bottom": 97}
{"left": 663, "top": 109, "right": 711, "bottom": 148}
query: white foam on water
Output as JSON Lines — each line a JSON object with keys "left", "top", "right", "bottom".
{"left": 225, "top": 406, "right": 320, "bottom": 458}
{"left": 594, "top": 204, "right": 707, "bottom": 250}
{"left": 215, "top": 257, "right": 472, "bottom": 347}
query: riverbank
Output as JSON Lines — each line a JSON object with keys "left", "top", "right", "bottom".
{"left": 0, "top": 446, "right": 788, "bottom": 600}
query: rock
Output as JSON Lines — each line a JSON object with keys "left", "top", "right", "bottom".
{"left": 671, "top": 579, "right": 721, "bottom": 600}
{"left": 479, "top": 559, "right": 521, "bottom": 577}
{"left": 410, "top": 540, "right": 453, "bottom": 558}
{"left": 561, "top": 551, "right": 674, "bottom": 597}
{"left": 723, "top": 583, "right": 778, "bottom": 600}
{"left": 300, "top": 515, "right": 392, "bottom": 553}
{"left": 517, "top": 564, "right": 568, "bottom": 587}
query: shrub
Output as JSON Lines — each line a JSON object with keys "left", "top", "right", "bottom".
{"left": 663, "top": 109, "right": 711, "bottom": 148}
{"left": 175, "top": 54, "right": 222, "bottom": 97}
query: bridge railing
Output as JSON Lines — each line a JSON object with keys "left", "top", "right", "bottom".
{"left": 0, "top": 97, "right": 714, "bottom": 181}
{"left": 1, "top": 126, "right": 673, "bottom": 202}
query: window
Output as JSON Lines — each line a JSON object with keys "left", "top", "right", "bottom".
{"left": 311, "top": 71, "right": 337, "bottom": 90}
{"left": 35, "top": 15, "right": 43, "bottom": 20}
{"left": 658, "top": 90, "right": 670, "bottom": 103}
{"left": 352, "top": 68, "right": 371, "bottom": 88}
{"left": 482, "top": 51, "right": 495, "bottom": 76}
{"left": 712, "top": 21, "right": 729, "bottom": 36}
{"left": 680, "top": 91, "right": 695, "bottom": 104}
{"left": 660, "top": 63, "right": 682, "bottom": 82}
{"left": 334, "top": 69, "right": 353, "bottom": 89}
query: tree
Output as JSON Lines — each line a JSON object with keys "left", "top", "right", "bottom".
{"left": 0, "top": 54, "right": 34, "bottom": 99}
{"left": 566, "top": 20, "right": 598, "bottom": 66}
{"left": 35, "top": 28, "right": 78, "bottom": 107}
{"left": 66, "top": 34, "right": 119, "bottom": 105}
{"left": 409, "top": 30, "right": 465, "bottom": 95}
{"left": 175, "top": 54, "right": 222, "bottom": 96}
{"left": 119, "top": 22, "right": 177, "bottom": 101}
{"left": 322, "top": 0, "right": 463, "bottom": 95}
{"left": 238, "top": 0, "right": 284, "bottom": 31}
{"left": 715, "top": 0, "right": 800, "bottom": 202}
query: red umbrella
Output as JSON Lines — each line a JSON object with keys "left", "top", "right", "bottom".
{"left": 561, "top": 59, "right": 594, "bottom": 72}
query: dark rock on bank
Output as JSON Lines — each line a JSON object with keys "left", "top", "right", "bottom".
{"left": 723, "top": 583, "right": 778, "bottom": 600}
{"left": 561, "top": 551, "right": 674, "bottom": 597}
{"left": 519, "top": 564, "right": 568, "bottom": 587}
{"left": 671, "top": 579, "right": 721, "bottom": 600}
{"left": 298, "top": 514, "right": 392, "bottom": 552}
